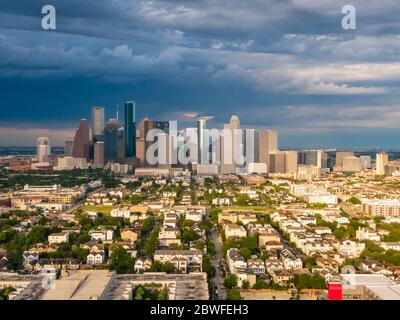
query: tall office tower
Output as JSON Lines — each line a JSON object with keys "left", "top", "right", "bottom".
{"left": 104, "top": 118, "right": 120, "bottom": 163}
{"left": 36, "top": 137, "right": 51, "bottom": 162}
{"left": 335, "top": 151, "right": 354, "bottom": 169}
{"left": 72, "top": 119, "right": 90, "bottom": 161}
{"left": 136, "top": 117, "right": 156, "bottom": 166}
{"left": 322, "top": 152, "right": 328, "bottom": 169}
{"left": 243, "top": 128, "right": 257, "bottom": 165}
{"left": 298, "top": 150, "right": 323, "bottom": 168}
{"left": 185, "top": 127, "right": 198, "bottom": 164}
{"left": 94, "top": 141, "right": 104, "bottom": 168}
{"left": 124, "top": 101, "right": 136, "bottom": 159}
{"left": 285, "top": 150, "right": 298, "bottom": 174}
{"left": 64, "top": 139, "right": 74, "bottom": 157}
{"left": 197, "top": 118, "right": 207, "bottom": 164}
{"left": 376, "top": 152, "right": 389, "bottom": 175}
{"left": 117, "top": 127, "right": 125, "bottom": 163}
{"left": 269, "top": 151, "right": 286, "bottom": 174}
{"left": 258, "top": 130, "right": 278, "bottom": 171}
{"left": 221, "top": 115, "right": 241, "bottom": 173}
{"left": 91, "top": 106, "right": 105, "bottom": 142}
{"left": 342, "top": 156, "right": 363, "bottom": 173}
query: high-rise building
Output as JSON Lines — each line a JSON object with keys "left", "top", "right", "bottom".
{"left": 124, "top": 101, "right": 136, "bottom": 158}
{"left": 342, "top": 156, "right": 363, "bottom": 172}
{"left": 335, "top": 151, "right": 354, "bottom": 169}
{"left": 221, "top": 115, "right": 241, "bottom": 174}
{"left": 91, "top": 106, "right": 105, "bottom": 141}
{"left": 269, "top": 151, "right": 286, "bottom": 174}
{"left": 117, "top": 127, "right": 125, "bottom": 163}
{"left": 197, "top": 118, "right": 207, "bottom": 164}
{"left": 285, "top": 151, "right": 298, "bottom": 174}
{"left": 258, "top": 130, "right": 278, "bottom": 171}
{"left": 64, "top": 139, "right": 74, "bottom": 157}
{"left": 36, "top": 137, "right": 51, "bottom": 162}
{"left": 72, "top": 119, "right": 90, "bottom": 161}
{"left": 298, "top": 150, "right": 323, "bottom": 168}
{"left": 185, "top": 127, "right": 198, "bottom": 164}
{"left": 136, "top": 117, "right": 156, "bottom": 166}
{"left": 104, "top": 119, "right": 120, "bottom": 163}
{"left": 376, "top": 152, "right": 389, "bottom": 175}
{"left": 94, "top": 141, "right": 104, "bottom": 168}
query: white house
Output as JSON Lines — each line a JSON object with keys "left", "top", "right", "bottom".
{"left": 303, "top": 241, "right": 334, "bottom": 256}
{"left": 338, "top": 240, "right": 365, "bottom": 258}
{"left": 48, "top": 232, "right": 69, "bottom": 245}
{"left": 86, "top": 251, "right": 105, "bottom": 265}
{"left": 224, "top": 223, "right": 247, "bottom": 239}
{"left": 110, "top": 208, "right": 131, "bottom": 219}
{"left": 134, "top": 258, "right": 152, "bottom": 273}
{"left": 185, "top": 210, "right": 203, "bottom": 222}
{"left": 89, "top": 229, "right": 114, "bottom": 242}
{"left": 227, "top": 248, "right": 247, "bottom": 274}
{"left": 154, "top": 249, "right": 202, "bottom": 273}
{"left": 356, "top": 227, "right": 381, "bottom": 242}
{"left": 212, "top": 198, "right": 233, "bottom": 206}
{"left": 381, "top": 242, "right": 400, "bottom": 251}
{"left": 280, "top": 249, "right": 302, "bottom": 270}
{"left": 247, "top": 258, "right": 266, "bottom": 274}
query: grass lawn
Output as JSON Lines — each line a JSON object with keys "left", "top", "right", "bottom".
{"left": 78, "top": 205, "right": 115, "bottom": 214}
{"left": 225, "top": 206, "right": 275, "bottom": 212}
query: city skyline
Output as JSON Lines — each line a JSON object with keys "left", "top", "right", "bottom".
{"left": 1, "top": 1, "right": 400, "bottom": 148}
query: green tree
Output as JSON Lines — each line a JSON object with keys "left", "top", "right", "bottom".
{"left": 148, "top": 261, "right": 176, "bottom": 274}
{"left": 349, "top": 197, "right": 361, "bottom": 205}
{"left": 239, "top": 248, "right": 252, "bottom": 260}
{"left": 109, "top": 246, "right": 134, "bottom": 274}
{"left": 181, "top": 230, "right": 199, "bottom": 243}
{"left": 252, "top": 280, "right": 268, "bottom": 289}
{"left": 242, "top": 280, "right": 250, "bottom": 289}
{"left": 224, "top": 274, "right": 238, "bottom": 289}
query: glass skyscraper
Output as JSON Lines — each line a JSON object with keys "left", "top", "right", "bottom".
{"left": 104, "top": 118, "right": 120, "bottom": 163}
{"left": 124, "top": 101, "right": 136, "bottom": 158}
{"left": 91, "top": 106, "right": 105, "bottom": 142}
{"left": 72, "top": 119, "right": 90, "bottom": 161}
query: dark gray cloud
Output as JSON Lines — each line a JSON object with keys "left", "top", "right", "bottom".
{"left": 0, "top": 0, "right": 400, "bottom": 147}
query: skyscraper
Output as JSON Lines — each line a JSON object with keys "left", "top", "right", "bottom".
{"left": 298, "top": 150, "right": 323, "bottom": 168}
{"left": 94, "top": 141, "right": 104, "bottom": 168}
{"left": 104, "top": 118, "right": 120, "bottom": 163}
{"left": 124, "top": 101, "right": 136, "bottom": 158}
{"left": 221, "top": 115, "right": 240, "bottom": 174}
{"left": 197, "top": 118, "right": 207, "bottom": 164}
{"left": 117, "top": 127, "right": 125, "bottom": 163}
{"left": 335, "top": 151, "right": 354, "bottom": 169}
{"left": 36, "top": 137, "right": 51, "bottom": 162}
{"left": 64, "top": 139, "right": 74, "bottom": 157}
{"left": 136, "top": 117, "right": 156, "bottom": 166}
{"left": 376, "top": 152, "right": 389, "bottom": 175}
{"left": 269, "top": 151, "right": 286, "bottom": 174}
{"left": 285, "top": 150, "right": 298, "bottom": 174}
{"left": 72, "top": 119, "right": 90, "bottom": 160}
{"left": 91, "top": 106, "right": 105, "bottom": 141}
{"left": 258, "top": 130, "right": 278, "bottom": 171}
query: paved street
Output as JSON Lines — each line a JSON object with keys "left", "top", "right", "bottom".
{"left": 210, "top": 227, "right": 227, "bottom": 300}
